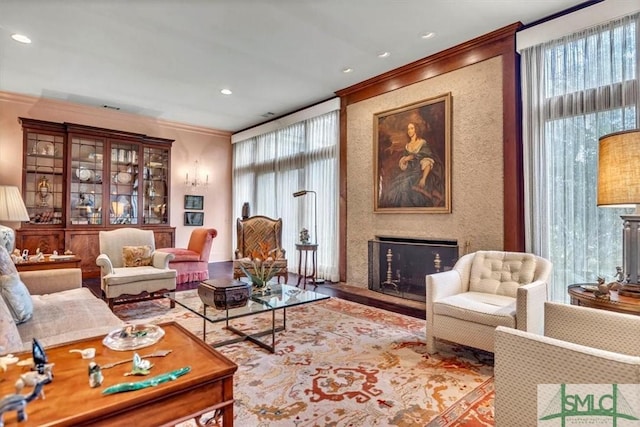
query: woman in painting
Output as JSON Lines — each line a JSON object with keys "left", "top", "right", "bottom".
{"left": 380, "top": 121, "right": 444, "bottom": 208}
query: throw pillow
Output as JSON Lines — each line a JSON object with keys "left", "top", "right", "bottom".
{"left": 122, "top": 245, "right": 153, "bottom": 267}
{"left": 0, "top": 272, "right": 34, "bottom": 324}
{"left": 0, "top": 246, "right": 18, "bottom": 276}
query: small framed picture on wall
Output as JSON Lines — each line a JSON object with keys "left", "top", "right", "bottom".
{"left": 184, "top": 211, "right": 204, "bottom": 226}
{"left": 184, "top": 195, "right": 204, "bottom": 210}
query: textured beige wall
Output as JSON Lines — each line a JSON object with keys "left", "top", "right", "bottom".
{"left": 0, "top": 92, "right": 233, "bottom": 262}
{"left": 346, "top": 57, "right": 504, "bottom": 286}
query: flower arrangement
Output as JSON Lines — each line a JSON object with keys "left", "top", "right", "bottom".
{"left": 238, "top": 242, "right": 282, "bottom": 289}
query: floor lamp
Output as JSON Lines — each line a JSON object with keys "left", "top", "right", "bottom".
{"left": 597, "top": 129, "right": 640, "bottom": 298}
{"left": 0, "top": 185, "right": 30, "bottom": 252}
{"left": 293, "top": 189, "right": 324, "bottom": 284}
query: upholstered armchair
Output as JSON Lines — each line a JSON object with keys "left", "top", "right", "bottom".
{"left": 425, "top": 250, "right": 552, "bottom": 354}
{"left": 495, "top": 302, "right": 640, "bottom": 426}
{"left": 96, "top": 228, "right": 177, "bottom": 309}
{"left": 233, "top": 215, "right": 288, "bottom": 283}
{"left": 158, "top": 228, "right": 217, "bottom": 285}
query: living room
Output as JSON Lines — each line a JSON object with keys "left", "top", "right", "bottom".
{"left": 1, "top": 1, "right": 640, "bottom": 425}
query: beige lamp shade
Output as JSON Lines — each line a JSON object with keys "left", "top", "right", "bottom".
{"left": 0, "top": 185, "right": 29, "bottom": 252}
{"left": 597, "top": 129, "right": 640, "bottom": 207}
{"left": 0, "top": 185, "right": 29, "bottom": 222}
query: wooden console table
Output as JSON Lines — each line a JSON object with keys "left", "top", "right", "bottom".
{"left": 0, "top": 322, "right": 237, "bottom": 426}
{"left": 15, "top": 255, "right": 81, "bottom": 272}
{"left": 568, "top": 284, "right": 640, "bottom": 316}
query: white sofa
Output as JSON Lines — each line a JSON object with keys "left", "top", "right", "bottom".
{"left": 1, "top": 268, "right": 124, "bottom": 354}
{"left": 494, "top": 301, "right": 640, "bottom": 426}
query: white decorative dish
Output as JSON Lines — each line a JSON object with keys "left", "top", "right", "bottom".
{"left": 76, "top": 168, "right": 94, "bottom": 182}
{"left": 102, "top": 324, "right": 165, "bottom": 351}
{"left": 115, "top": 172, "right": 132, "bottom": 184}
{"left": 580, "top": 285, "right": 599, "bottom": 292}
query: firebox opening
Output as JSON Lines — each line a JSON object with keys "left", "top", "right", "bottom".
{"left": 368, "top": 236, "right": 459, "bottom": 303}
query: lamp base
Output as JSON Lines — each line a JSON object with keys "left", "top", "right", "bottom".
{"left": 0, "top": 224, "right": 16, "bottom": 253}
{"left": 618, "top": 284, "right": 640, "bottom": 299}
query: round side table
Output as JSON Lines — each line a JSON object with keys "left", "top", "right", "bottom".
{"left": 295, "top": 243, "right": 318, "bottom": 289}
{"left": 568, "top": 284, "right": 640, "bottom": 316}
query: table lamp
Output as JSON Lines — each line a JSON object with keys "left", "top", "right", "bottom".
{"left": 597, "top": 129, "right": 640, "bottom": 298}
{"left": 0, "top": 185, "right": 30, "bottom": 252}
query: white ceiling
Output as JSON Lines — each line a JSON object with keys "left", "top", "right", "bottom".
{"left": 0, "top": 0, "right": 590, "bottom": 133}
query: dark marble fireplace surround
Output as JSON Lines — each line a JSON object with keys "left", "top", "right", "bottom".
{"left": 368, "top": 236, "right": 459, "bottom": 302}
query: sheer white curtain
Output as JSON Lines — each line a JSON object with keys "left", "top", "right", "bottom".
{"left": 522, "top": 12, "right": 639, "bottom": 302}
{"left": 232, "top": 110, "right": 339, "bottom": 282}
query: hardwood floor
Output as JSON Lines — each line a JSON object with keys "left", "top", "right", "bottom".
{"left": 84, "top": 261, "right": 426, "bottom": 320}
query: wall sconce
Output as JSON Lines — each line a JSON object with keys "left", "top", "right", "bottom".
{"left": 185, "top": 160, "right": 209, "bottom": 190}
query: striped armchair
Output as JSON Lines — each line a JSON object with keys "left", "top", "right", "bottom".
{"left": 233, "top": 215, "right": 288, "bottom": 284}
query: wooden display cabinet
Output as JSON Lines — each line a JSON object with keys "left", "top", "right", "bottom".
{"left": 16, "top": 118, "right": 175, "bottom": 278}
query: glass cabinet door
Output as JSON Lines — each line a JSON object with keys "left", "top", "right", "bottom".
{"left": 24, "top": 131, "right": 65, "bottom": 224}
{"left": 109, "top": 141, "right": 140, "bottom": 225}
{"left": 143, "top": 146, "right": 169, "bottom": 225}
{"left": 69, "top": 136, "right": 105, "bottom": 225}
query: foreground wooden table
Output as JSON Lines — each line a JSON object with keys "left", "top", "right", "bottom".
{"left": 0, "top": 322, "right": 237, "bottom": 426}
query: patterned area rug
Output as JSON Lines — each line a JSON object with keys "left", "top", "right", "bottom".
{"left": 113, "top": 292, "right": 495, "bottom": 426}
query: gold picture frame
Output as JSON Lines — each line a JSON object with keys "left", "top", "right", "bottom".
{"left": 373, "top": 93, "right": 452, "bottom": 213}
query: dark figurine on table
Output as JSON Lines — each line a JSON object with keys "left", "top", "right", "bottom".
{"left": 32, "top": 339, "right": 48, "bottom": 376}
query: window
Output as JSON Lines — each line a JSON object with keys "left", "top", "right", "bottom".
{"left": 522, "top": 13, "right": 639, "bottom": 301}
{"left": 232, "top": 109, "right": 339, "bottom": 282}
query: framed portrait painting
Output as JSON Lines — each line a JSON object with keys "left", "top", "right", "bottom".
{"left": 373, "top": 92, "right": 452, "bottom": 213}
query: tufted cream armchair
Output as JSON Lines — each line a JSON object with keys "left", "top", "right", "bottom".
{"left": 96, "top": 228, "right": 177, "bottom": 310}
{"left": 495, "top": 302, "right": 640, "bottom": 426}
{"left": 425, "top": 250, "right": 552, "bottom": 354}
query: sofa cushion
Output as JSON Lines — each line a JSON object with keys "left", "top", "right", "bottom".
{"left": 122, "top": 245, "right": 153, "bottom": 267}
{"left": 162, "top": 248, "right": 201, "bottom": 262}
{"left": 0, "top": 272, "right": 33, "bottom": 324}
{"left": 0, "top": 294, "right": 22, "bottom": 354}
{"left": 103, "top": 266, "right": 177, "bottom": 285}
{"left": 433, "top": 291, "right": 517, "bottom": 328}
{"left": 469, "top": 251, "right": 536, "bottom": 297}
{"left": 17, "top": 287, "right": 123, "bottom": 349}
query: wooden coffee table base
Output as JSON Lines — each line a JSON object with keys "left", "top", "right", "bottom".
{"left": 0, "top": 322, "right": 237, "bottom": 426}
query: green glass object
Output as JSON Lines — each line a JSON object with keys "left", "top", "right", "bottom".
{"left": 101, "top": 366, "right": 191, "bottom": 395}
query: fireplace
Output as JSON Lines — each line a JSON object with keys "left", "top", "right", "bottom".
{"left": 368, "top": 236, "right": 458, "bottom": 302}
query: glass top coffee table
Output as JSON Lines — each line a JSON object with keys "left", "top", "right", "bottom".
{"left": 166, "top": 282, "right": 329, "bottom": 353}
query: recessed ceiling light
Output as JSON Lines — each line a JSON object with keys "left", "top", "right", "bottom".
{"left": 11, "top": 34, "right": 31, "bottom": 44}
{"left": 220, "top": 89, "right": 232, "bottom": 95}
{"left": 421, "top": 32, "right": 435, "bottom": 39}
{"left": 342, "top": 68, "right": 353, "bottom": 73}
{"left": 377, "top": 52, "right": 390, "bottom": 58}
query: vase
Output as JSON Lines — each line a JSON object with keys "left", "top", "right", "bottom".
{"left": 251, "top": 277, "right": 270, "bottom": 295}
